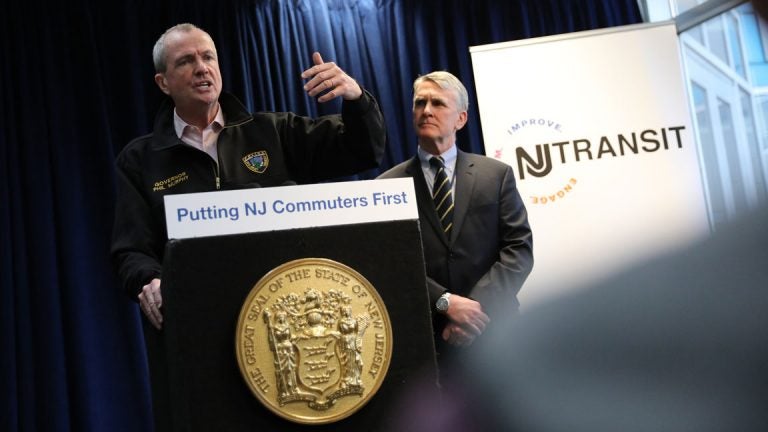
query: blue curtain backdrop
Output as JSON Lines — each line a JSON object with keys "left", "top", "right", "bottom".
{"left": 1, "top": 0, "right": 641, "bottom": 430}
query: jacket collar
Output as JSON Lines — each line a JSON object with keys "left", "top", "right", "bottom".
{"left": 151, "top": 92, "right": 253, "bottom": 150}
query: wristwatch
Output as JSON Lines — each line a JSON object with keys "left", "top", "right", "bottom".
{"left": 436, "top": 292, "right": 452, "bottom": 313}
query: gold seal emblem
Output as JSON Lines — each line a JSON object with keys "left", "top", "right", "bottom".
{"left": 235, "top": 258, "right": 393, "bottom": 424}
{"left": 242, "top": 150, "right": 269, "bottom": 174}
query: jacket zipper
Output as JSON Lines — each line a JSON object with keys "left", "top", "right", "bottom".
{"left": 214, "top": 162, "right": 221, "bottom": 190}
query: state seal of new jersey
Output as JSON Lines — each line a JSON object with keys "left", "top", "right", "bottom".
{"left": 235, "top": 258, "right": 393, "bottom": 424}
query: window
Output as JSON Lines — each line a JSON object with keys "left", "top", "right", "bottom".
{"left": 740, "top": 89, "right": 768, "bottom": 200}
{"left": 692, "top": 82, "right": 728, "bottom": 225}
{"left": 727, "top": 13, "right": 747, "bottom": 77}
{"left": 640, "top": 0, "right": 768, "bottom": 229}
{"left": 741, "top": 8, "right": 768, "bottom": 85}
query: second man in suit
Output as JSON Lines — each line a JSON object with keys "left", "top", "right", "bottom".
{"left": 378, "top": 71, "right": 533, "bottom": 373}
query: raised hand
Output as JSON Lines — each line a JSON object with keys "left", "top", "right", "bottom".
{"left": 301, "top": 52, "right": 362, "bottom": 103}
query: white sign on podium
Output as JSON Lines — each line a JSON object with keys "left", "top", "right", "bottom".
{"left": 164, "top": 178, "right": 418, "bottom": 240}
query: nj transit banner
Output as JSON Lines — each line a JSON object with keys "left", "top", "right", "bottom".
{"left": 164, "top": 178, "right": 418, "bottom": 239}
{"left": 470, "top": 22, "right": 709, "bottom": 307}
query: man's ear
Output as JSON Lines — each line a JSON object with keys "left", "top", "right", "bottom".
{"left": 455, "top": 111, "right": 468, "bottom": 131}
{"left": 155, "top": 73, "right": 170, "bottom": 95}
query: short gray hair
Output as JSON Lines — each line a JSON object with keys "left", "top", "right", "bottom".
{"left": 152, "top": 23, "right": 212, "bottom": 73}
{"left": 413, "top": 71, "right": 469, "bottom": 112}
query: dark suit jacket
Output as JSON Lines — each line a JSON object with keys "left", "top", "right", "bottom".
{"left": 379, "top": 149, "right": 533, "bottom": 356}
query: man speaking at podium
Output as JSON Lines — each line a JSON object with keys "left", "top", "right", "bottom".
{"left": 378, "top": 71, "right": 533, "bottom": 378}
{"left": 111, "top": 23, "right": 385, "bottom": 330}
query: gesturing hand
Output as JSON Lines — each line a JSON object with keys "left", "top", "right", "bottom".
{"left": 301, "top": 52, "right": 362, "bottom": 103}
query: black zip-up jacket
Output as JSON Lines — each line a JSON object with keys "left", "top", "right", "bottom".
{"left": 111, "top": 90, "right": 386, "bottom": 299}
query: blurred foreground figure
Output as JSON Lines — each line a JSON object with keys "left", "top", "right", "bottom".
{"left": 469, "top": 205, "right": 768, "bottom": 431}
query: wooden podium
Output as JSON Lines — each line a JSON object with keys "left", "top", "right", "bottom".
{"left": 144, "top": 179, "right": 439, "bottom": 431}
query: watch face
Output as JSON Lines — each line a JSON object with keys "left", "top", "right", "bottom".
{"left": 436, "top": 297, "right": 449, "bottom": 312}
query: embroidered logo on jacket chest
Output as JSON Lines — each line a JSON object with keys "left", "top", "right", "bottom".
{"left": 242, "top": 151, "right": 269, "bottom": 174}
{"left": 153, "top": 171, "right": 189, "bottom": 192}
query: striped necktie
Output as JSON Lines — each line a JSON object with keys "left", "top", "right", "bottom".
{"left": 430, "top": 156, "right": 454, "bottom": 235}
